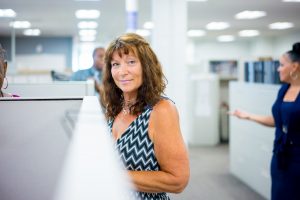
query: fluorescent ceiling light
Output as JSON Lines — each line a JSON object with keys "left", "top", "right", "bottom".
{"left": 282, "top": 0, "right": 300, "bottom": 2}
{"left": 10, "top": 21, "right": 31, "bottom": 29}
{"left": 239, "top": 30, "right": 260, "bottom": 37}
{"left": 75, "top": 10, "right": 100, "bottom": 19}
{"left": 79, "top": 29, "right": 97, "bottom": 36}
{"left": 217, "top": 35, "right": 235, "bottom": 42}
{"left": 187, "top": 0, "right": 208, "bottom": 2}
{"left": 206, "top": 22, "right": 230, "bottom": 30}
{"left": 235, "top": 10, "right": 266, "bottom": 19}
{"left": 136, "top": 29, "right": 151, "bottom": 37}
{"left": 78, "top": 21, "right": 98, "bottom": 29}
{"left": 80, "top": 36, "right": 96, "bottom": 42}
{"left": 269, "top": 22, "right": 294, "bottom": 29}
{"left": 74, "top": 0, "right": 100, "bottom": 1}
{"left": 143, "top": 21, "right": 154, "bottom": 29}
{"left": 187, "top": 29, "right": 206, "bottom": 37}
{"left": 23, "top": 29, "right": 41, "bottom": 36}
{"left": 0, "top": 9, "right": 16, "bottom": 18}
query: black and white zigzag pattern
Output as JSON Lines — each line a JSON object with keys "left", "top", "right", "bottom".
{"left": 109, "top": 107, "right": 170, "bottom": 200}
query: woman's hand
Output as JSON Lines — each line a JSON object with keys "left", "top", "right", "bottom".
{"left": 228, "top": 109, "right": 275, "bottom": 127}
{"left": 228, "top": 109, "right": 251, "bottom": 120}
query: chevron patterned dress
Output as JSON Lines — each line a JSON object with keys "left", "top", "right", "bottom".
{"left": 109, "top": 106, "right": 171, "bottom": 200}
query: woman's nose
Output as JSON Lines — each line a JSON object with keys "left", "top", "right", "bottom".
{"left": 277, "top": 67, "right": 281, "bottom": 72}
{"left": 119, "top": 64, "right": 128, "bottom": 75}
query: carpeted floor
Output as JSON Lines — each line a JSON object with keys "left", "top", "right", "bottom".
{"left": 169, "top": 144, "right": 267, "bottom": 200}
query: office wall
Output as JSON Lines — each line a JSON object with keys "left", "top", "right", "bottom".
{"left": 0, "top": 36, "right": 72, "bottom": 68}
{"left": 190, "top": 32, "right": 300, "bottom": 65}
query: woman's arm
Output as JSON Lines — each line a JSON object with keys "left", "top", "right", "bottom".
{"left": 128, "top": 99, "right": 190, "bottom": 193}
{"left": 229, "top": 109, "right": 275, "bottom": 127}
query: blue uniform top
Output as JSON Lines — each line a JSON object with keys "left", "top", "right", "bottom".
{"left": 70, "top": 66, "right": 102, "bottom": 83}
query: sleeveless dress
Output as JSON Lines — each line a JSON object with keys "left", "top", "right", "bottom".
{"left": 109, "top": 106, "right": 170, "bottom": 200}
{"left": 271, "top": 84, "right": 300, "bottom": 200}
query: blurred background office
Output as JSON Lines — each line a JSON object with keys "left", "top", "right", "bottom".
{"left": 1, "top": 0, "right": 300, "bottom": 199}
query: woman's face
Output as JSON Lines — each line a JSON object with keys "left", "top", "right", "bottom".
{"left": 278, "top": 54, "right": 295, "bottom": 83}
{"left": 110, "top": 51, "right": 143, "bottom": 98}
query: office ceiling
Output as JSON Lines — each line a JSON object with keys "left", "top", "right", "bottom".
{"left": 0, "top": 0, "right": 299, "bottom": 43}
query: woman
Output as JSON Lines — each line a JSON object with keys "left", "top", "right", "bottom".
{"left": 101, "top": 33, "right": 190, "bottom": 200}
{"left": 230, "top": 42, "right": 300, "bottom": 200}
{"left": 0, "top": 44, "right": 18, "bottom": 97}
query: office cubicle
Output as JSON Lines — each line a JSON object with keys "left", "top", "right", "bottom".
{"left": 2, "top": 81, "right": 95, "bottom": 97}
{"left": 0, "top": 97, "right": 132, "bottom": 200}
{"left": 229, "top": 82, "right": 280, "bottom": 199}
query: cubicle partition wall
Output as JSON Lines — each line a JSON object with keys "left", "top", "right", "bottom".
{"left": 3, "top": 81, "right": 95, "bottom": 97}
{"left": 229, "top": 82, "right": 280, "bottom": 199}
{"left": 0, "top": 97, "right": 132, "bottom": 200}
{"left": 188, "top": 74, "right": 220, "bottom": 145}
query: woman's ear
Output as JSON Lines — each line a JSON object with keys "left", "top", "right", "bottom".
{"left": 293, "top": 61, "right": 300, "bottom": 73}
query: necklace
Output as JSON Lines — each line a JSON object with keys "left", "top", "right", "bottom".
{"left": 122, "top": 99, "right": 136, "bottom": 115}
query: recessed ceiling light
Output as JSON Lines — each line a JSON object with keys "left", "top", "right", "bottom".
{"left": 0, "top": 9, "right": 16, "bottom": 18}
{"left": 187, "top": 0, "right": 208, "bottom": 2}
{"left": 23, "top": 29, "right": 41, "bottom": 36}
{"left": 74, "top": 0, "right": 100, "bottom": 1}
{"left": 238, "top": 30, "right": 260, "bottom": 37}
{"left": 79, "top": 29, "right": 97, "bottom": 36}
{"left": 282, "top": 0, "right": 300, "bottom": 2}
{"left": 269, "top": 22, "right": 294, "bottom": 29}
{"left": 78, "top": 21, "right": 98, "bottom": 29}
{"left": 10, "top": 21, "right": 31, "bottom": 29}
{"left": 80, "top": 36, "right": 96, "bottom": 42}
{"left": 187, "top": 29, "right": 206, "bottom": 37}
{"left": 75, "top": 10, "right": 100, "bottom": 19}
{"left": 136, "top": 29, "right": 151, "bottom": 37}
{"left": 143, "top": 21, "right": 154, "bottom": 29}
{"left": 217, "top": 35, "right": 235, "bottom": 42}
{"left": 206, "top": 22, "right": 230, "bottom": 30}
{"left": 235, "top": 10, "right": 266, "bottom": 19}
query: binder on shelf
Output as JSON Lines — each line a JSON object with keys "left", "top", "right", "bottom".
{"left": 263, "top": 61, "right": 280, "bottom": 84}
{"left": 272, "top": 61, "right": 280, "bottom": 84}
{"left": 244, "top": 60, "right": 280, "bottom": 84}
{"left": 245, "top": 62, "right": 255, "bottom": 82}
{"left": 254, "top": 61, "right": 264, "bottom": 83}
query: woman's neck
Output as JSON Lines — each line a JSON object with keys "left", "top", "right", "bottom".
{"left": 290, "top": 79, "right": 300, "bottom": 88}
{"left": 123, "top": 92, "right": 137, "bottom": 103}
{"left": 122, "top": 93, "right": 137, "bottom": 115}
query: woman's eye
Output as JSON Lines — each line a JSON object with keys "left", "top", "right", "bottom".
{"left": 128, "top": 60, "right": 136, "bottom": 65}
{"left": 111, "top": 63, "right": 119, "bottom": 67}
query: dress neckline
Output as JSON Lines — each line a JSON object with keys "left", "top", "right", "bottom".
{"left": 282, "top": 84, "right": 300, "bottom": 103}
{"left": 112, "top": 107, "right": 150, "bottom": 142}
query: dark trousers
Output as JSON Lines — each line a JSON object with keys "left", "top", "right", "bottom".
{"left": 271, "top": 152, "right": 300, "bottom": 200}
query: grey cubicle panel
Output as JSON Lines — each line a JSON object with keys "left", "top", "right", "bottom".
{"left": 3, "top": 81, "right": 95, "bottom": 97}
{"left": 229, "top": 82, "right": 280, "bottom": 199}
{"left": 0, "top": 98, "right": 83, "bottom": 200}
{"left": 0, "top": 97, "right": 133, "bottom": 200}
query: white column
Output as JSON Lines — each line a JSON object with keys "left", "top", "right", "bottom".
{"left": 151, "top": 0, "right": 190, "bottom": 143}
{"left": 126, "top": 0, "right": 138, "bottom": 32}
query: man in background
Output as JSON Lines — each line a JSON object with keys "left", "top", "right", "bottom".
{"left": 70, "top": 47, "right": 105, "bottom": 83}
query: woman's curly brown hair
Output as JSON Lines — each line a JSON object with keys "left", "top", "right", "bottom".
{"left": 101, "top": 33, "right": 167, "bottom": 120}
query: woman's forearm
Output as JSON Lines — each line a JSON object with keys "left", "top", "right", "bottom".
{"left": 128, "top": 170, "right": 189, "bottom": 194}
{"left": 248, "top": 114, "right": 275, "bottom": 127}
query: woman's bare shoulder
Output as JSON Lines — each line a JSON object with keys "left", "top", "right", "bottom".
{"left": 152, "top": 98, "right": 178, "bottom": 118}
